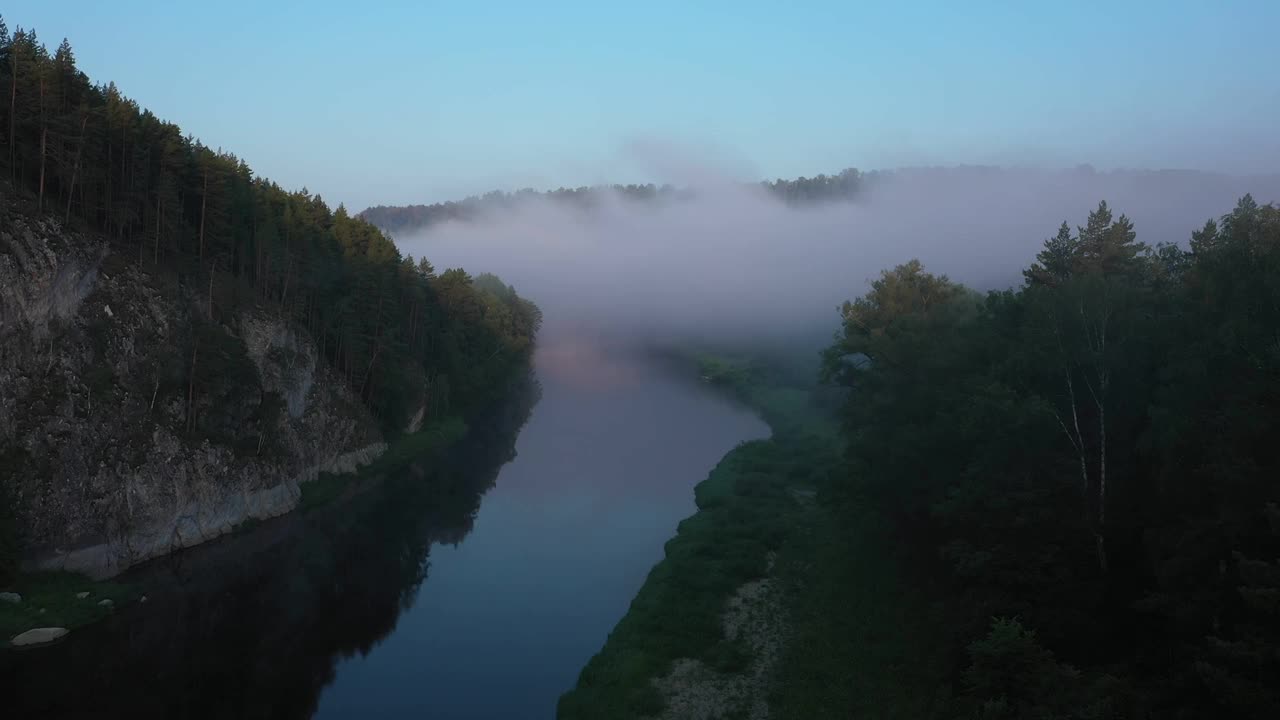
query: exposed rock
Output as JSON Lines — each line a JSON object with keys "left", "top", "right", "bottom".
{"left": 0, "top": 591, "right": 20, "bottom": 603}
{"left": 405, "top": 404, "right": 426, "bottom": 434}
{"left": 10, "top": 627, "right": 69, "bottom": 646}
{"left": 240, "top": 315, "right": 317, "bottom": 419}
{"left": 97, "top": 598, "right": 113, "bottom": 608}
{"left": 1, "top": 194, "right": 387, "bottom": 579}
{"left": 0, "top": 213, "right": 103, "bottom": 338}
{"left": 75, "top": 592, "right": 89, "bottom": 599}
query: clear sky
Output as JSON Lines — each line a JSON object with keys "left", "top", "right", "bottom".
{"left": 6, "top": 1, "right": 1279, "bottom": 210}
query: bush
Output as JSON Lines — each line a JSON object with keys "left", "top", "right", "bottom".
{"left": 961, "top": 618, "right": 1120, "bottom": 719}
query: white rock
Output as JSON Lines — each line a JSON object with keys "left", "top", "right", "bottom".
{"left": 139, "top": 595, "right": 148, "bottom": 603}
{"left": 97, "top": 598, "right": 113, "bottom": 607}
{"left": 10, "top": 627, "right": 68, "bottom": 646}
{"left": 0, "top": 591, "right": 20, "bottom": 603}
{"left": 75, "top": 591, "right": 90, "bottom": 599}
{"left": 103, "top": 304, "right": 114, "bottom": 317}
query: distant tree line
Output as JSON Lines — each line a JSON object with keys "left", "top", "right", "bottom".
{"left": 359, "top": 168, "right": 869, "bottom": 236}
{"left": 823, "top": 197, "right": 1280, "bottom": 717}
{"left": 0, "top": 19, "right": 541, "bottom": 437}
{"left": 360, "top": 184, "right": 683, "bottom": 236}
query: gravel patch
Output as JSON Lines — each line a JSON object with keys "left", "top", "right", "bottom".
{"left": 651, "top": 554, "right": 786, "bottom": 720}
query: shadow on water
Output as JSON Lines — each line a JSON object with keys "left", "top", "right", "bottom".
{"left": 1, "top": 374, "right": 541, "bottom": 720}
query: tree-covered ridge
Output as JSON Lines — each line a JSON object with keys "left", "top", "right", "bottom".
{"left": 358, "top": 169, "right": 868, "bottom": 235}
{"left": 823, "top": 196, "right": 1280, "bottom": 717}
{"left": 0, "top": 19, "right": 540, "bottom": 432}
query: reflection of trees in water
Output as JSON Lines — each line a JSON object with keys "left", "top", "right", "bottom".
{"left": 3, "top": 375, "right": 540, "bottom": 719}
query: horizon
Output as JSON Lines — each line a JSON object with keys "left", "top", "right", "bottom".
{"left": 5, "top": 1, "right": 1279, "bottom": 211}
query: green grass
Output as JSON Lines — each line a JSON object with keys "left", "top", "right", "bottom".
{"left": 298, "top": 416, "right": 468, "bottom": 512}
{"left": 769, "top": 509, "right": 951, "bottom": 719}
{"left": 0, "top": 571, "right": 136, "bottom": 644}
{"left": 558, "top": 352, "right": 950, "bottom": 719}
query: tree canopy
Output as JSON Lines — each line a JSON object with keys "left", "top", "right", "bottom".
{"left": 824, "top": 196, "right": 1280, "bottom": 717}
{"left": 0, "top": 20, "right": 540, "bottom": 437}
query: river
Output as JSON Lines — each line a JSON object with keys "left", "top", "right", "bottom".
{"left": 3, "top": 336, "right": 769, "bottom": 719}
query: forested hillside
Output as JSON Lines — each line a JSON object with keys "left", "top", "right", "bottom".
{"left": 0, "top": 20, "right": 540, "bottom": 585}
{"left": 0, "top": 20, "right": 540, "bottom": 429}
{"left": 823, "top": 198, "right": 1280, "bottom": 717}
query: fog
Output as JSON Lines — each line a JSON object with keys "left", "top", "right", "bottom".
{"left": 397, "top": 163, "right": 1280, "bottom": 349}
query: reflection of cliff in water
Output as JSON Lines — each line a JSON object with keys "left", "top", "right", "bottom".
{"left": 2, "top": 374, "right": 541, "bottom": 719}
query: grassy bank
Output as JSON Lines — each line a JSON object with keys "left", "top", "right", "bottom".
{"left": 558, "top": 354, "right": 949, "bottom": 719}
{"left": 1, "top": 571, "right": 136, "bottom": 644}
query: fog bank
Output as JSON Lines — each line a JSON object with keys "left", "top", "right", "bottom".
{"left": 397, "top": 166, "right": 1280, "bottom": 347}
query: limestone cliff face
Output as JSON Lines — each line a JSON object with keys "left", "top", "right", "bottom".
{"left": 1, "top": 199, "right": 385, "bottom": 579}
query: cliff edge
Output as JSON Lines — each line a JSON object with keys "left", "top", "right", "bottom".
{"left": 1, "top": 193, "right": 385, "bottom": 579}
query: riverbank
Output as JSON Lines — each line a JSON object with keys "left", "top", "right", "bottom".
{"left": 0, "top": 415, "right": 472, "bottom": 649}
{"left": 0, "top": 571, "right": 136, "bottom": 644}
{"left": 558, "top": 353, "right": 950, "bottom": 719}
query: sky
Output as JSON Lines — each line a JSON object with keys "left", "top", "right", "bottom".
{"left": 6, "top": 1, "right": 1279, "bottom": 211}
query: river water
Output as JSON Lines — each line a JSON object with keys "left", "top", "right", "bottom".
{"left": 4, "top": 336, "right": 768, "bottom": 719}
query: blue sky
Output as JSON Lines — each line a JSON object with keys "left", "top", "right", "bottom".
{"left": 7, "top": 1, "right": 1279, "bottom": 210}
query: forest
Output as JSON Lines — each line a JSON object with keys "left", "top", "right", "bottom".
{"left": 0, "top": 20, "right": 541, "bottom": 430}
{"left": 822, "top": 198, "right": 1280, "bottom": 717}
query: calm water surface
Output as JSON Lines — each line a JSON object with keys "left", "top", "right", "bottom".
{"left": 5, "top": 337, "right": 767, "bottom": 719}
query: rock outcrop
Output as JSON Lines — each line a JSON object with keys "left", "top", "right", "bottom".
{"left": 1, "top": 195, "right": 386, "bottom": 579}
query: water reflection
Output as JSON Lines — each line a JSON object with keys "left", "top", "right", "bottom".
{"left": 4, "top": 342, "right": 770, "bottom": 719}
{"left": 311, "top": 341, "right": 770, "bottom": 719}
{"left": 1, "top": 375, "right": 540, "bottom": 720}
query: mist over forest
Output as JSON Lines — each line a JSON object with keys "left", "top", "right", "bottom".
{"left": 384, "top": 163, "right": 1280, "bottom": 348}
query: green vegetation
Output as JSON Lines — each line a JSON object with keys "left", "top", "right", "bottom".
{"left": 0, "top": 571, "right": 135, "bottom": 643}
{"left": 0, "top": 21, "right": 539, "bottom": 573}
{"left": 821, "top": 197, "right": 1280, "bottom": 717}
{"left": 769, "top": 506, "right": 951, "bottom": 719}
{"left": 568, "top": 194, "right": 1280, "bottom": 719}
{"left": 704, "top": 356, "right": 953, "bottom": 719}
{"left": 299, "top": 417, "right": 469, "bottom": 512}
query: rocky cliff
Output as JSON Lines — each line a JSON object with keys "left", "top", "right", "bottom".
{"left": 1, "top": 195, "right": 385, "bottom": 579}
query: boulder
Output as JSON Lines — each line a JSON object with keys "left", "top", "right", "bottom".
{"left": 75, "top": 591, "right": 89, "bottom": 599}
{"left": 0, "top": 591, "right": 20, "bottom": 603}
{"left": 10, "top": 627, "right": 69, "bottom": 646}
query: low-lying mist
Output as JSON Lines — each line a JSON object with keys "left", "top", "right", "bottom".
{"left": 396, "top": 165, "right": 1280, "bottom": 352}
